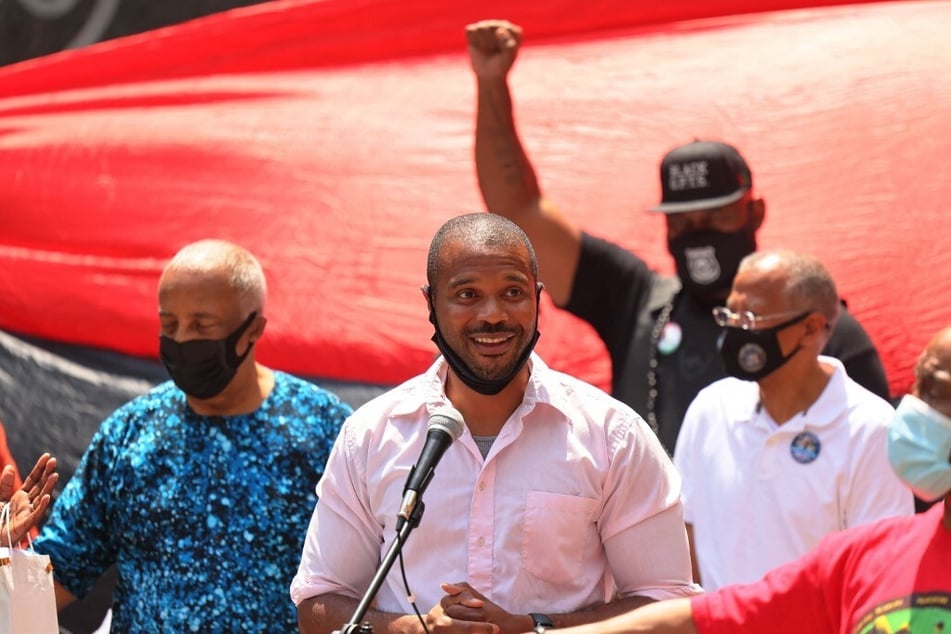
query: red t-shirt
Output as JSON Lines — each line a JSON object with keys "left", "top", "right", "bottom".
{"left": 0, "top": 420, "right": 34, "bottom": 539}
{"left": 693, "top": 503, "right": 950, "bottom": 634}
{"left": 0, "top": 421, "right": 23, "bottom": 488}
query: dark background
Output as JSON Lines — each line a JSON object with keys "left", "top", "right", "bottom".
{"left": 1, "top": 0, "right": 269, "bottom": 67}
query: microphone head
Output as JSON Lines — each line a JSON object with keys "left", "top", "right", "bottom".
{"left": 428, "top": 406, "right": 465, "bottom": 440}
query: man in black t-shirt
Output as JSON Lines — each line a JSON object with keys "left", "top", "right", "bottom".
{"left": 465, "top": 19, "right": 889, "bottom": 453}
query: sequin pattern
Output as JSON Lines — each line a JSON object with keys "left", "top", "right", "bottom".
{"left": 36, "top": 372, "right": 351, "bottom": 633}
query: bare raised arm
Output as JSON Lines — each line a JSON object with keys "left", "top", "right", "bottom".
{"left": 466, "top": 19, "right": 582, "bottom": 307}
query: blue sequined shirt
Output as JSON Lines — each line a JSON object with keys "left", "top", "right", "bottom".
{"left": 36, "top": 372, "right": 351, "bottom": 633}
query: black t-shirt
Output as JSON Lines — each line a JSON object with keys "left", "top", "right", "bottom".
{"left": 565, "top": 232, "right": 890, "bottom": 454}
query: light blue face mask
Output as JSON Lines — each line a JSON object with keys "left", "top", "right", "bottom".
{"left": 888, "top": 394, "right": 951, "bottom": 502}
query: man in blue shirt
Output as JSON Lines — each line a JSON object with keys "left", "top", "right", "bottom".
{"left": 36, "top": 239, "right": 352, "bottom": 632}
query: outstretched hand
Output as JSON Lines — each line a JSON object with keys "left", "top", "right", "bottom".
{"left": 19, "top": 453, "right": 58, "bottom": 506}
{"left": 466, "top": 20, "right": 523, "bottom": 80}
{"left": 1, "top": 487, "right": 51, "bottom": 546}
{"left": 0, "top": 453, "right": 59, "bottom": 546}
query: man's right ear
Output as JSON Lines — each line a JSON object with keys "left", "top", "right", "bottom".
{"left": 421, "top": 285, "right": 437, "bottom": 326}
{"left": 749, "top": 197, "right": 766, "bottom": 231}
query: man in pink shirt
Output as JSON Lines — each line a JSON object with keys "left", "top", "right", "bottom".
{"left": 293, "top": 213, "right": 700, "bottom": 634}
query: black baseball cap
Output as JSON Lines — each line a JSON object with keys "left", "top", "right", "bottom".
{"left": 649, "top": 140, "right": 753, "bottom": 214}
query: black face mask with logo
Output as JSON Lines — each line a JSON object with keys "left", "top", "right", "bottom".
{"left": 716, "top": 311, "right": 809, "bottom": 381}
{"left": 159, "top": 312, "right": 257, "bottom": 399}
{"left": 668, "top": 229, "right": 756, "bottom": 301}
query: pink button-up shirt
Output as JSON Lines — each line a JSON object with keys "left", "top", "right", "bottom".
{"left": 292, "top": 355, "right": 698, "bottom": 615}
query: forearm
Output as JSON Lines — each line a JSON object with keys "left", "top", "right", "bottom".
{"left": 552, "top": 598, "right": 697, "bottom": 634}
{"left": 297, "top": 593, "right": 425, "bottom": 634}
{"left": 473, "top": 75, "right": 582, "bottom": 306}
{"left": 54, "top": 579, "right": 77, "bottom": 611}
{"left": 475, "top": 75, "right": 542, "bottom": 217}
{"left": 543, "top": 594, "right": 655, "bottom": 631}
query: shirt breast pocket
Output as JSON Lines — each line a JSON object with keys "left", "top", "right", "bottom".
{"left": 521, "top": 490, "right": 600, "bottom": 584}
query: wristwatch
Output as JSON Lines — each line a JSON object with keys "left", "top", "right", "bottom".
{"left": 530, "top": 613, "right": 554, "bottom": 634}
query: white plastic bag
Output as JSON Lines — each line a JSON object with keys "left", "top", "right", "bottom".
{"left": 0, "top": 502, "right": 58, "bottom": 633}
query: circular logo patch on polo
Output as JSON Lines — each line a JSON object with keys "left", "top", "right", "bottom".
{"left": 790, "top": 431, "right": 821, "bottom": 464}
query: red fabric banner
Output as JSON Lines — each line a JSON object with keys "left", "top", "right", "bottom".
{"left": 1, "top": 0, "right": 948, "bottom": 395}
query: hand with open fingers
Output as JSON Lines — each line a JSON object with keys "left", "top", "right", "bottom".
{"left": 17, "top": 453, "right": 59, "bottom": 507}
{"left": 0, "top": 454, "right": 58, "bottom": 546}
{"left": 465, "top": 19, "right": 523, "bottom": 79}
{"left": 1, "top": 488, "right": 52, "bottom": 546}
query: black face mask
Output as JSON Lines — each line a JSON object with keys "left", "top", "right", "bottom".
{"left": 159, "top": 312, "right": 257, "bottom": 399}
{"left": 426, "top": 288, "right": 541, "bottom": 396}
{"left": 716, "top": 311, "right": 810, "bottom": 381}
{"left": 669, "top": 229, "right": 756, "bottom": 301}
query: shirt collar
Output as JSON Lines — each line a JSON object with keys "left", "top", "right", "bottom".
{"left": 745, "top": 356, "right": 850, "bottom": 431}
{"left": 795, "top": 356, "right": 849, "bottom": 429}
{"left": 388, "top": 353, "right": 560, "bottom": 420}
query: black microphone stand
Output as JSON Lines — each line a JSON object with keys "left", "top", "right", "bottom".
{"left": 333, "top": 500, "right": 427, "bottom": 634}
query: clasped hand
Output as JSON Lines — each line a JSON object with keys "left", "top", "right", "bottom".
{"left": 425, "top": 581, "right": 526, "bottom": 634}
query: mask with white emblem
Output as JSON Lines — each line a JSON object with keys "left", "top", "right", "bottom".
{"left": 669, "top": 229, "right": 755, "bottom": 300}
{"left": 716, "top": 311, "right": 809, "bottom": 381}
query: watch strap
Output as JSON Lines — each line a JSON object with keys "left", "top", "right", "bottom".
{"left": 530, "top": 613, "right": 554, "bottom": 633}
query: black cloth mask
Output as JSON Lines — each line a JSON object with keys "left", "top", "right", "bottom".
{"left": 426, "top": 288, "right": 541, "bottom": 396}
{"left": 159, "top": 311, "right": 257, "bottom": 399}
{"left": 716, "top": 311, "right": 809, "bottom": 381}
{"left": 668, "top": 229, "right": 756, "bottom": 301}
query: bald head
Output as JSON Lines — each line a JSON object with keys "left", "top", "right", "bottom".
{"left": 162, "top": 239, "right": 267, "bottom": 315}
{"left": 738, "top": 249, "right": 839, "bottom": 325}
{"left": 915, "top": 326, "right": 951, "bottom": 417}
{"left": 427, "top": 213, "right": 538, "bottom": 289}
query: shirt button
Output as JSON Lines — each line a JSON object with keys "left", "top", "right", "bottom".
{"left": 478, "top": 482, "right": 486, "bottom": 491}
{"left": 476, "top": 536, "right": 485, "bottom": 547}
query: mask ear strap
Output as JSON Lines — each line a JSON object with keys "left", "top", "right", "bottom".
{"left": 238, "top": 311, "right": 258, "bottom": 334}
{"left": 228, "top": 311, "right": 260, "bottom": 365}
{"left": 235, "top": 310, "right": 259, "bottom": 344}
{"left": 774, "top": 310, "right": 811, "bottom": 331}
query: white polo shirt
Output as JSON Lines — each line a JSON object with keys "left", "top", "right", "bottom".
{"left": 673, "top": 356, "right": 914, "bottom": 591}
